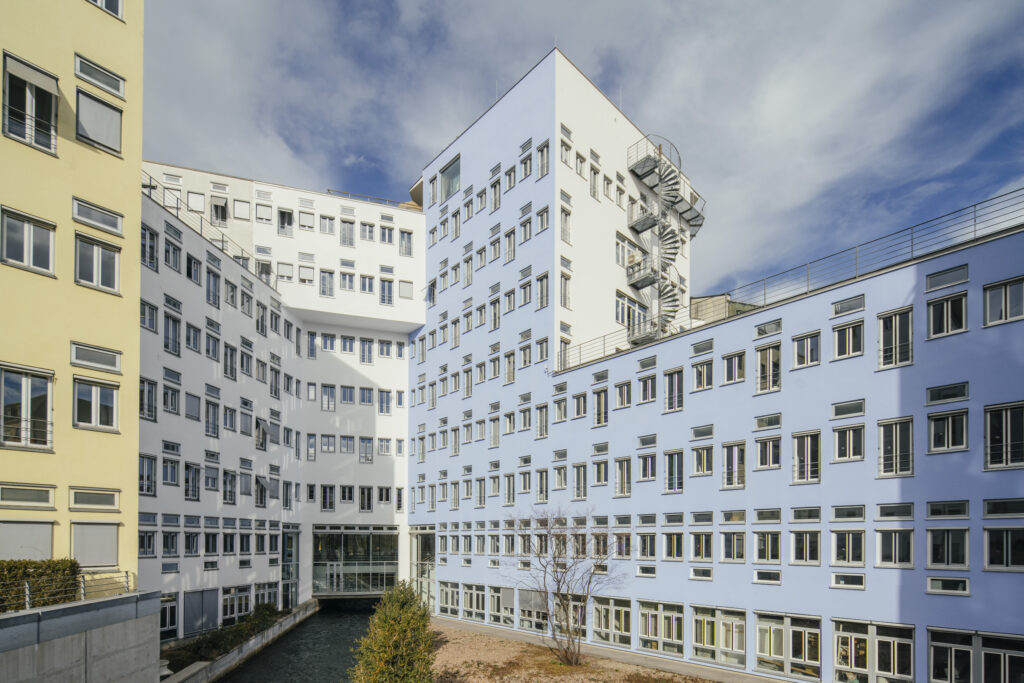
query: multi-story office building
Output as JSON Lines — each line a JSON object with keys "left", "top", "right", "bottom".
{"left": 1, "top": 0, "right": 143, "bottom": 577}
{"left": 137, "top": 163, "right": 424, "bottom": 639}
{"left": 409, "top": 49, "right": 1024, "bottom": 682}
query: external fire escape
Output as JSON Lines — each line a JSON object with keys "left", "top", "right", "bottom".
{"left": 624, "top": 135, "right": 706, "bottom": 345}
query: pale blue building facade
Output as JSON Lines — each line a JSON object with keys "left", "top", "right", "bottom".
{"left": 408, "top": 49, "right": 1024, "bottom": 682}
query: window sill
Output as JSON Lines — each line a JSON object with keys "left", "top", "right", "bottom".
{"left": 830, "top": 458, "right": 864, "bottom": 464}
{"left": 0, "top": 259, "right": 57, "bottom": 279}
{"left": 791, "top": 362, "right": 819, "bottom": 371}
{"left": 72, "top": 425, "right": 120, "bottom": 434}
{"left": 754, "top": 389, "right": 781, "bottom": 396}
{"left": 0, "top": 444, "right": 55, "bottom": 454}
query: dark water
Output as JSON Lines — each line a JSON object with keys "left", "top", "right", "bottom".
{"left": 220, "top": 602, "right": 373, "bottom": 683}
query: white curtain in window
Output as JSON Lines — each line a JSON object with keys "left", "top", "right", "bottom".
{"left": 0, "top": 521, "right": 52, "bottom": 560}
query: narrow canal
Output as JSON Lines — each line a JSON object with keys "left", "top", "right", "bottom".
{"left": 219, "top": 601, "right": 374, "bottom": 682}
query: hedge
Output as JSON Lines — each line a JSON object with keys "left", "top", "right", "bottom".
{"left": 0, "top": 558, "right": 80, "bottom": 614}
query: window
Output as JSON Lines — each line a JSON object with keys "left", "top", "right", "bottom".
{"left": 985, "top": 403, "right": 1024, "bottom": 469}
{"left": 139, "top": 378, "right": 156, "bottom": 421}
{"left": 723, "top": 443, "right": 745, "bottom": 489}
{"left": 755, "top": 531, "right": 780, "bottom": 563}
{"left": 793, "top": 332, "right": 819, "bottom": 368}
{"left": 439, "top": 157, "right": 460, "bottom": 202}
{"left": 928, "top": 292, "right": 967, "bottom": 337}
{"left": 834, "top": 425, "right": 864, "bottom": 461}
{"left": 693, "top": 360, "right": 712, "bottom": 390}
{"left": 615, "top": 458, "right": 631, "bottom": 496}
{"left": 756, "top": 437, "right": 780, "bottom": 469}
{"left": 834, "top": 321, "right": 863, "bottom": 359}
{"left": 929, "top": 411, "right": 967, "bottom": 452}
{"left": 76, "top": 90, "right": 122, "bottom": 153}
{"left": 985, "top": 528, "right": 1024, "bottom": 569}
{"left": 693, "top": 607, "right": 746, "bottom": 666}
{"left": 833, "top": 530, "right": 865, "bottom": 566}
{"left": 692, "top": 532, "right": 712, "bottom": 561}
{"left": 665, "top": 369, "right": 684, "bottom": 411}
{"left": 73, "top": 379, "right": 116, "bottom": 429}
{"left": 877, "top": 529, "right": 913, "bottom": 567}
{"left": 880, "top": 418, "right": 914, "bottom": 476}
{"left": 879, "top": 308, "right": 913, "bottom": 368}
{"left": 560, "top": 208, "right": 571, "bottom": 243}
{"left": 984, "top": 277, "right": 1024, "bottom": 325}
{"left": 2, "top": 210, "right": 53, "bottom": 275}
{"left": 793, "top": 432, "right": 820, "bottom": 483}
{"left": 756, "top": 344, "right": 781, "bottom": 392}
{"left": 791, "top": 531, "right": 820, "bottom": 565}
{"left": 1, "top": 367, "right": 52, "bottom": 448}
{"left": 835, "top": 622, "right": 913, "bottom": 682}
{"left": 756, "top": 615, "right": 822, "bottom": 679}
{"left": 72, "top": 197, "right": 122, "bottom": 235}
{"left": 3, "top": 55, "right": 58, "bottom": 152}
{"left": 319, "top": 270, "right": 334, "bottom": 297}
{"left": 693, "top": 446, "right": 712, "bottom": 476}
{"left": 928, "top": 528, "right": 968, "bottom": 569}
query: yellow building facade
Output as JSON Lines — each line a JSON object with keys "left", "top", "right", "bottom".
{"left": 1, "top": 0, "right": 144, "bottom": 579}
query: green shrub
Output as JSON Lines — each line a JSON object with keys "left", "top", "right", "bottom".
{"left": 186, "top": 602, "right": 284, "bottom": 660}
{"left": 349, "top": 581, "right": 435, "bottom": 683}
{"left": 0, "top": 559, "right": 80, "bottom": 613}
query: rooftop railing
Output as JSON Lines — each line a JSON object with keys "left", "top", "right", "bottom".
{"left": 557, "top": 186, "right": 1024, "bottom": 372}
{"left": 141, "top": 170, "right": 276, "bottom": 289}
{"left": 326, "top": 188, "right": 411, "bottom": 209}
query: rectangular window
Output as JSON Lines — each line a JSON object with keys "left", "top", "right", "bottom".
{"left": 984, "top": 277, "right": 1024, "bottom": 325}
{"left": 756, "top": 437, "right": 780, "bottom": 469}
{"left": 73, "top": 379, "right": 116, "bottom": 429}
{"left": 665, "top": 369, "right": 684, "bottom": 412}
{"left": 0, "top": 367, "right": 52, "bottom": 448}
{"left": 985, "top": 402, "right": 1024, "bottom": 469}
{"left": 879, "top": 308, "right": 913, "bottom": 368}
{"left": 723, "top": 443, "right": 745, "bottom": 489}
{"left": 793, "top": 332, "right": 820, "bottom": 368}
{"left": 756, "top": 344, "right": 781, "bottom": 393}
{"left": 2, "top": 210, "right": 54, "bottom": 275}
{"left": 880, "top": 418, "right": 914, "bottom": 476}
{"left": 793, "top": 432, "right": 820, "bottom": 483}
{"left": 4, "top": 55, "right": 58, "bottom": 153}
{"left": 723, "top": 352, "right": 745, "bottom": 384}
{"left": 928, "top": 292, "right": 967, "bottom": 337}
{"left": 834, "top": 425, "right": 865, "bottom": 461}
{"left": 834, "top": 321, "right": 863, "bottom": 359}
{"left": 928, "top": 411, "right": 967, "bottom": 453}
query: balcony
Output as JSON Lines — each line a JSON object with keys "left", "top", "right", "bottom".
{"left": 312, "top": 561, "right": 397, "bottom": 596}
{"left": 625, "top": 255, "right": 658, "bottom": 289}
{"left": 627, "top": 319, "right": 660, "bottom": 346}
{"left": 628, "top": 204, "right": 658, "bottom": 234}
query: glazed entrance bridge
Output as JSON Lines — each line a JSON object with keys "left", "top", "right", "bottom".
{"left": 558, "top": 185, "right": 1024, "bottom": 372}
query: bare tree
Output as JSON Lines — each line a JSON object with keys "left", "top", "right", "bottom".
{"left": 508, "top": 507, "right": 621, "bottom": 666}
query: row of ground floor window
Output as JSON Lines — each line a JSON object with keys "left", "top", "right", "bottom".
{"left": 159, "top": 580, "right": 292, "bottom": 640}
{"left": 436, "top": 581, "right": 1022, "bottom": 682}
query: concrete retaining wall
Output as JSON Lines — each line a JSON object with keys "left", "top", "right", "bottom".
{"left": 0, "top": 590, "right": 161, "bottom": 682}
{"left": 164, "top": 599, "right": 318, "bottom": 683}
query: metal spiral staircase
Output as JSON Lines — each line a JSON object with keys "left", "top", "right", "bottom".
{"left": 624, "top": 135, "right": 706, "bottom": 345}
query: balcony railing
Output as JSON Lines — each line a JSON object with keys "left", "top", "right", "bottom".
{"left": 141, "top": 171, "right": 275, "bottom": 289}
{"left": 3, "top": 104, "right": 56, "bottom": 153}
{"left": 625, "top": 256, "right": 658, "bottom": 289}
{"left": 557, "top": 186, "right": 1024, "bottom": 372}
{"left": 0, "top": 571, "right": 133, "bottom": 615}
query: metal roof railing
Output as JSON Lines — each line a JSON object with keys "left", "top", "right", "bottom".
{"left": 142, "top": 170, "right": 275, "bottom": 289}
{"left": 557, "top": 186, "right": 1024, "bottom": 372}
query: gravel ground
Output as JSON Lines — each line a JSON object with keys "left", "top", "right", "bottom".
{"left": 431, "top": 621, "right": 710, "bottom": 682}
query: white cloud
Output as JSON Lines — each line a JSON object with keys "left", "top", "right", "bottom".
{"left": 144, "top": 0, "right": 1024, "bottom": 293}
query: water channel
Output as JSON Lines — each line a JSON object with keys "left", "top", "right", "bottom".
{"left": 219, "top": 601, "right": 374, "bottom": 682}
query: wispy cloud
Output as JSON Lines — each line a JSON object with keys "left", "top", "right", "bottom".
{"left": 144, "top": 0, "right": 1024, "bottom": 293}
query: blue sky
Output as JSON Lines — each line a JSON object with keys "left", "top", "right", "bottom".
{"left": 143, "top": 1, "right": 1024, "bottom": 295}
